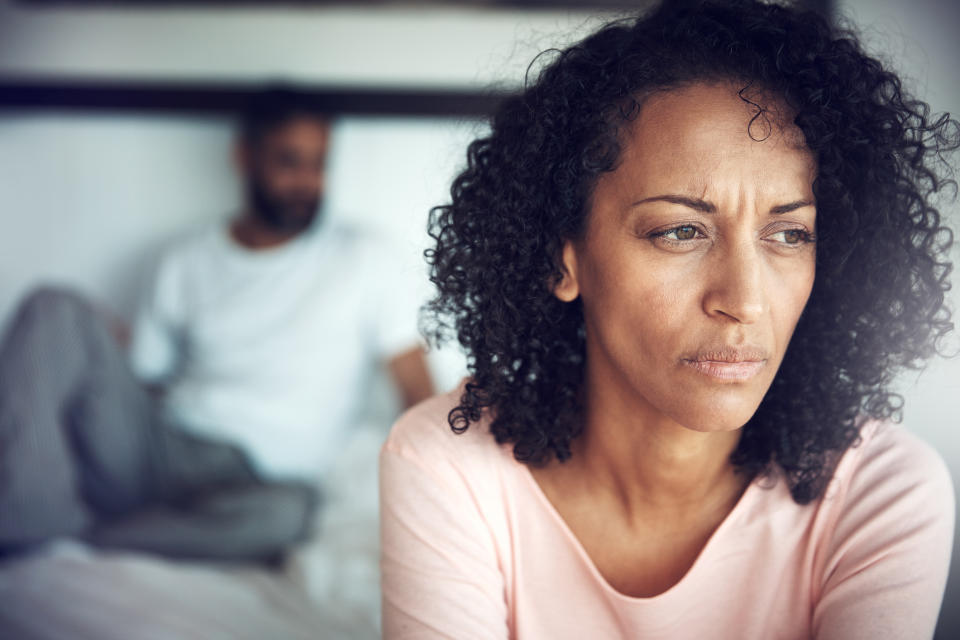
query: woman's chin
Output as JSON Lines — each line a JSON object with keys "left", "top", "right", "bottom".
{"left": 665, "top": 399, "right": 761, "bottom": 435}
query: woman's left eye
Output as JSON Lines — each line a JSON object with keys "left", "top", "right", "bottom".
{"left": 767, "top": 229, "right": 814, "bottom": 245}
{"left": 657, "top": 225, "right": 700, "bottom": 241}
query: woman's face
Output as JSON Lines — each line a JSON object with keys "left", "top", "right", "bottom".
{"left": 555, "top": 82, "right": 817, "bottom": 433}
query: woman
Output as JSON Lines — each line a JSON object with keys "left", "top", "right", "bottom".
{"left": 379, "top": 1, "right": 958, "bottom": 638}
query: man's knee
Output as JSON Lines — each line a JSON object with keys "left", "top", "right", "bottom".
{"left": 17, "top": 286, "right": 89, "bottom": 320}
{"left": 265, "top": 482, "right": 320, "bottom": 542}
{"left": 210, "top": 482, "right": 319, "bottom": 544}
{"left": 0, "top": 286, "right": 101, "bottom": 362}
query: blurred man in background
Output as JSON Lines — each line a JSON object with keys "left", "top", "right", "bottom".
{"left": 0, "top": 88, "right": 433, "bottom": 562}
{"left": 130, "top": 87, "right": 434, "bottom": 483}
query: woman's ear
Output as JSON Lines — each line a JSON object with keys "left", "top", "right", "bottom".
{"left": 553, "top": 241, "right": 580, "bottom": 302}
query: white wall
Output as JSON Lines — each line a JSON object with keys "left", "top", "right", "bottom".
{"left": 0, "top": 113, "right": 236, "bottom": 318}
{"left": 0, "top": 0, "right": 617, "bottom": 88}
{"left": 836, "top": 0, "right": 960, "bottom": 634}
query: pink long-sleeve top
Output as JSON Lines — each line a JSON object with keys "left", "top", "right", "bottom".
{"left": 379, "top": 389, "right": 955, "bottom": 639}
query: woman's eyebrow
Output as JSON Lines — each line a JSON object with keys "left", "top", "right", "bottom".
{"left": 630, "top": 195, "right": 815, "bottom": 214}
{"left": 769, "top": 200, "right": 815, "bottom": 214}
{"left": 631, "top": 194, "right": 716, "bottom": 212}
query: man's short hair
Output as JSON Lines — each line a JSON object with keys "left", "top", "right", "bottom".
{"left": 238, "top": 86, "right": 328, "bottom": 147}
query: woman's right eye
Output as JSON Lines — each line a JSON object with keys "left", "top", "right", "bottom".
{"left": 651, "top": 225, "right": 702, "bottom": 242}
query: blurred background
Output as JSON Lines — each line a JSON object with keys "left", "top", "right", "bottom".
{"left": 0, "top": 0, "right": 957, "bottom": 638}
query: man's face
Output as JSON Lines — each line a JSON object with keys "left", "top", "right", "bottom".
{"left": 243, "top": 116, "right": 330, "bottom": 234}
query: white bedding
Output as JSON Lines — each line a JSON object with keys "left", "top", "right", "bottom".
{"left": 0, "top": 424, "right": 386, "bottom": 640}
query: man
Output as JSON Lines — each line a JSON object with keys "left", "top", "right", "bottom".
{"left": 129, "top": 87, "right": 434, "bottom": 483}
{"left": 0, "top": 88, "right": 433, "bottom": 562}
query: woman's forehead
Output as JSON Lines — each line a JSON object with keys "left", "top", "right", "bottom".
{"left": 627, "top": 82, "right": 805, "bottom": 149}
{"left": 606, "top": 83, "right": 816, "bottom": 195}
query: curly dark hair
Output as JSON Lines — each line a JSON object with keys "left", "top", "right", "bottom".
{"left": 424, "top": 0, "right": 958, "bottom": 504}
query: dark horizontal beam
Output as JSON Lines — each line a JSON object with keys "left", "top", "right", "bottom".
{"left": 12, "top": 0, "right": 832, "bottom": 13}
{"left": 0, "top": 80, "right": 514, "bottom": 117}
{"left": 14, "top": 0, "right": 653, "bottom": 7}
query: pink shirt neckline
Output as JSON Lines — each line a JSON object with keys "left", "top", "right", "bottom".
{"left": 515, "top": 458, "right": 762, "bottom": 605}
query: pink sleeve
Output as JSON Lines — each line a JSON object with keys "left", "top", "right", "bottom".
{"left": 379, "top": 442, "right": 510, "bottom": 640}
{"left": 812, "top": 425, "right": 955, "bottom": 640}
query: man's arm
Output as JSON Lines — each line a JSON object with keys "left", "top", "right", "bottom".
{"left": 387, "top": 345, "right": 435, "bottom": 409}
{"left": 128, "top": 252, "right": 186, "bottom": 389}
{"left": 83, "top": 299, "right": 167, "bottom": 398}
{"left": 363, "top": 236, "right": 436, "bottom": 408}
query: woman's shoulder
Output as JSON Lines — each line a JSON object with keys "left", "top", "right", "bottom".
{"left": 806, "top": 419, "right": 954, "bottom": 633}
{"left": 381, "top": 384, "right": 507, "bottom": 474}
{"left": 825, "top": 418, "right": 954, "bottom": 540}
{"left": 835, "top": 419, "right": 953, "bottom": 498}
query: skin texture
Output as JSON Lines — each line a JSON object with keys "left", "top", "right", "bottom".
{"left": 534, "top": 82, "right": 817, "bottom": 597}
{"left": 229, "top": 116, "right": 434, "bottom": 408}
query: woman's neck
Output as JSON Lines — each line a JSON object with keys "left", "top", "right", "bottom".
{"left": 569, "top": 358, "right": 749, "bottom": 522}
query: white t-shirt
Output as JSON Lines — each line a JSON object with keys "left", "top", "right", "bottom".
{"left": 129, "top": 217, "right": 423, "bottom": 482}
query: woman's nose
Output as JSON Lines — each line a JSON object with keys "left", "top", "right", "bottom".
{"left": 701, "top": 242, "right": 767, "bottom": 324}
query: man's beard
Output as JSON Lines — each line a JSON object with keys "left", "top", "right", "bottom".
{"left": 247, "top": 178, "right": 321, "bottom": 235}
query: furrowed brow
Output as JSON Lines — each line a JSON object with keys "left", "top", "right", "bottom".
{"left": 770, "top": 200, "right": 815, "bottom": 215}
{"left": 630, "top": 195, "right": 717, "bottom": 213}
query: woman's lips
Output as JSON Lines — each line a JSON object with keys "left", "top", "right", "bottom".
{"left": 682, "top": 359, "right": 766, "bottom": 381}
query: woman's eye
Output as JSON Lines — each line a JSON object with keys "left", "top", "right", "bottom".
{"left": 769, "top": 229, "right": 814, "bottom": 245}
{"left": 657, "top": 225, "right": 700, "bottom": 241}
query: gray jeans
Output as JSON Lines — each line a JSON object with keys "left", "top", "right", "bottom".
{"left": 0, "top": 287, "right": 318, "bottom": 563}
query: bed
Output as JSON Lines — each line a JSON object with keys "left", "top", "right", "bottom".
{"left": 0, "top": 423, "right": 386, "bottom": 640}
